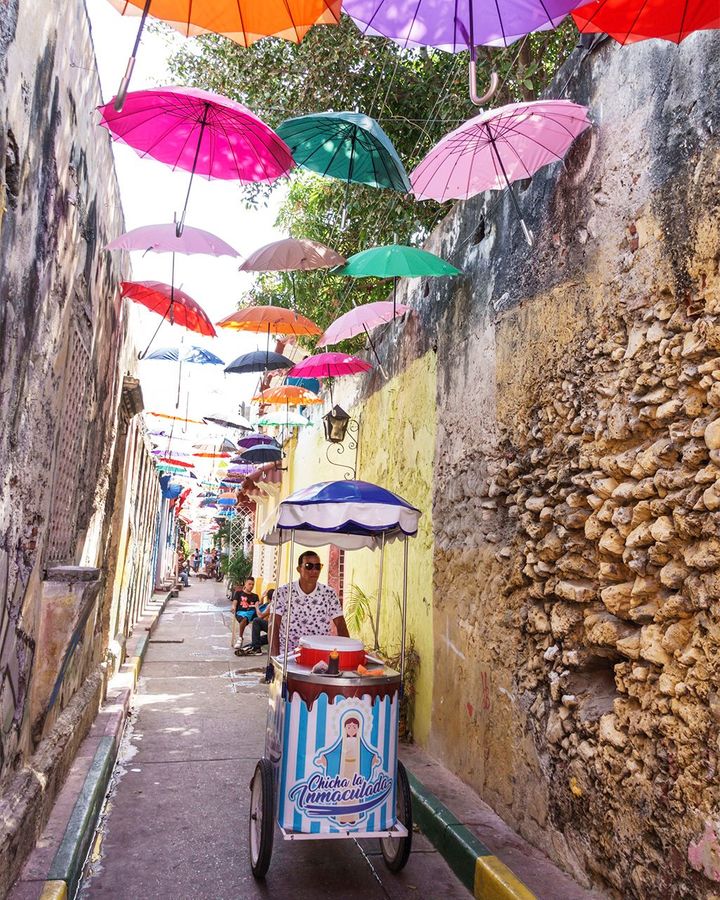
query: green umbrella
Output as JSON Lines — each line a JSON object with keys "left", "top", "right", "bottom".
{"left": 334, "top": 243, "right": 461, "bottom": 315}
{"left": 277, "top": 111, "right": 411, "bottom": 227}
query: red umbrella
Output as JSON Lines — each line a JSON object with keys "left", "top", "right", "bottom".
{"left": 572, "top": 0, "right": 719, "bottom": 43}
{"left": 121, "top": 281, "right": 217, "bottom": 338}
{"left": 159, "top": 457, "right": 195, "bottom": 468}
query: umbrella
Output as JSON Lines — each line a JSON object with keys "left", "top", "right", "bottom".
{"left": 318, "top": 300, "right": 411, "bottom": 347}
{"left": 333, "top": 243, "right": 460, "bottom": 317}
{"left": 193, "top": 452, "right": 232, "bottom": 459}
{"left": 288, "top": 352, "right": 372, "bottom": 379}
{"left": 203, "top": 414, "right": 253, "bottom": 431}
{"left": 194, "top": 438, "right": 238, "bottom": 452}
{"left": 216, "top": 306, "right": 321, "bottom": 337}
{"left": 148, "top": 411, "right": 206, "bottom": 424}
{"left": 287, "top": 376, "right": 321, "bottom": 394}
{"left": 411, "top": 100, "right": 591, "bottom": 245}
{"left": 236, "top": 433, "right": 281, "bottom": 449}
{"left": 159, "top": 457, "right": 195, "bottom": 468}
{"left": 145, "top": 346, "right": 224, "bottom": 365}
{"left": 240, "top": 238, "right": 346, "bottom": 306}
{"left": 121, "top": 281, "right": 216, "bottom": 338}
{"left": 224, "top": 350, "right": 295, "bottom": 375}
{"left": 256, "top": 410, "right": 311, "bottom": 427}
{"left": 572, "top": 0, "right": 719, "bottom": 43}
{"left": 106, "top": 222, "right": 240, "bottom": 256}
{"left": 241, "top": 444, "right": 284, "bottom": 463}
{"left": 253, "top": 385, "right": 322, "bottom": 405}
{"left": 98, "top": 87, "right": 294, "bottom": 234}
{"left": 344, "top": 0, "right": 579, "bottom": 104}
{"left": 277, "top": 111, "right": 410, "bottom": 225}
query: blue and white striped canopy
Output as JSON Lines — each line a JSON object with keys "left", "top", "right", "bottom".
{"left": 262, "top": 480, "right": 421, "bottom": 549}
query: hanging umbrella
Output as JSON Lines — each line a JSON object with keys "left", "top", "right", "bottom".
{"left": 241, "top": 444, "right": 284, "bottom": 463}
{"left": 344, "top": 0, "right": 579, "bottom": 105}
{"left": 98, "top": 87, "right": 294, "bottom": 234}
{"left": 193, "top": 452, "right": 232, "bottom": 459}
{"left": 288, "top": 352, "right": 372, "bottom": 379}
{"left": 253, "top": 385, "right": 322, "bottom": 405}
{"left": 106, "top": 222, "right": 240, "bottom": 256}
{"left": 217, "top": 306, "right": 321, "bottom": 337}
{"left": 148, "top": 411, "right": 206, "bottom": 423}
{"left": 572, "top": 0, "right": 719, "bottom": 43}
{"left": 203, "top": 414, "right": 253, "bottom": 431}
{"left": 224, "top": 350, "right": 295, "bottom": 375}
{"left": 239, "top": 238, "right": 346, "bottom": 306}
{"left": 411, "top": 100, "right": 591, "bottom": 245}
{"left": 158, "top": 457, "right": 195, "bottom": 468}
{"left": 287, "top": 376, "right": 321, "bottom": 394}
{"left": 107, "top": 0, "right": 342, "bottom": 108}
{"left": 277, "top": 111, "right": 411, "bottom": 226}
{"left": 318, "top": 300, "right": 411, "bottom": 347}
{"left": 236, "top": 433, "right": 281, "bottom": 449}
{"left": 145, "top": 346, "right": 224, "bottom": 365}
{"left": 194, "top": 438, "right": 237, "bottom": 452}
{"left": 121, "top": 281, "right": 216, "bottom": 337}
{"left": 256, "top": 410, "right": 311, "bottom": 427}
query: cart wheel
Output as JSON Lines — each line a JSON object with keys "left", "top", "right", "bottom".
{"left": 380, "top": 760, "right": 413, "bottom": 872}
{"left": 249, "top": 758, "right": 274, "bottom": 878}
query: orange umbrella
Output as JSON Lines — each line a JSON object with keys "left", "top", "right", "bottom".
{"left": 148, "top": 411, "right": 205, "bottom": 424}
{"left": 109, "top": 0, "right": 341, "bottom": 107}
{"left": 253, "top": 385, "right": 322, "bottom": 405}
{"left": 192, "top": 452, "right": 232, "bottom": 458}
{"left": 216, "top": 305, "right": 322, "bottom": 337}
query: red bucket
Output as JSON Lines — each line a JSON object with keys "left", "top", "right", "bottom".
{"left": 297, "top": 636, "right": 366, "bottom": 671}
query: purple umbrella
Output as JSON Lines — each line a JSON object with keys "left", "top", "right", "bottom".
{"left": 236, "top": 432, "right": 281, "bottom": 449}
{"left": 344, "top": 0, "right": 579, "bottom": 104}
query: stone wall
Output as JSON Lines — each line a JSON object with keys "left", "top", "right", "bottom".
{"left": 290, "top": 30, "right": 720, "bottom": 897}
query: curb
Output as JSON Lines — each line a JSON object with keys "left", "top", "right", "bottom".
{"left": 406, "top": 770, "right": 536, "bottom": 900}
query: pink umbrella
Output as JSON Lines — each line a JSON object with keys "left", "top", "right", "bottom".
{"left": 98, "top": 87, "right": 294, "bottom": 234}
{"left": 288, "top": 352, "right": 372, "bottom": 379}
{"left": 106, "top": 223, "right": 240, "bottom": 257}
{"left": 411, "top": 100, "right": 591, "bottom": 245}
{"left": 240, "top": 237, "right": 345, "bottom": 307}
{"left": 318, "top": 301, "right": 410, "bottom": 346}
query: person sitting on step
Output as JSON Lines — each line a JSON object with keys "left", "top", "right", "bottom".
{"left": 231, "top": 576, "right": 259, "bottom": 651}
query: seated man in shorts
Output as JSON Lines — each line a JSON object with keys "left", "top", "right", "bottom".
{"left": 231, "top": 576, "right": 259, "bottom": 650}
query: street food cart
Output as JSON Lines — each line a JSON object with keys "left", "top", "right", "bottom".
{"left": 249, "top": 480, "right": 421, "bottom": 878}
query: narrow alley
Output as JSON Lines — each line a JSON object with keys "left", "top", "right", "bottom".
{"left": 78, "top": 579, "right": 468, "bottom": 899}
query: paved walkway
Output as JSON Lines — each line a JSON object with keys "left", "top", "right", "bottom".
{"left": 79, "top": 578, "right": 469, "bottom": 899}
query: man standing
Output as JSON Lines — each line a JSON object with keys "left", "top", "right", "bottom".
{"left": 271, "top": 551, "right": 349, "bottom": 656}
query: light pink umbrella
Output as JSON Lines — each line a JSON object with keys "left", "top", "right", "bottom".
{"left": 318, "top": 301, "right": 410, "bottom": 346}
{"left": 98, "top": 87, "right": 294, "bottom": 234}
{"left": 411, "top": 100, "right": 591, "bottom": 245}
{"left": 106, "top": 223, "right": 240, "bottom": 257}
{"left": 241, "top": 237, "right": 345, "bottom": 272}
{"left": 288, "top": 352, "right": 372, "bottom": 379}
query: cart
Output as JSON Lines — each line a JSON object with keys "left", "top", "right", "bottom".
{"left": 249, "top": 479, "right": 421, "bottom": 878}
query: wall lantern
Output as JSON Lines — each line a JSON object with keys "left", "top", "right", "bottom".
{"left": 323, "top": 405, "right": 351, "bottom": 444}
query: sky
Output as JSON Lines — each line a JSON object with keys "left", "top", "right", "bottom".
{"left": 86, "top": 0, "right": 288, "bottom": 421}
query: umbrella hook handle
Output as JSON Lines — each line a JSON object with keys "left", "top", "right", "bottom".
{"left": 114, "top": 0, "right": 152, "bottom": 112}
{"left": 470, "top": 60, "right": 499, "bottom": 108}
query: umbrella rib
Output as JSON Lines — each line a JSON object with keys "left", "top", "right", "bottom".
{"left": 622, "top": 0, "right": 654, "bottom": 43}
{"left": 283, "top": 119, "right": 347, "bottom": 169}
{"left": 493, "top": 114, "right": 585, "bottom": 164}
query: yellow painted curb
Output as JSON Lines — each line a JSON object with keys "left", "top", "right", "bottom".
{"left": 474, "top": 855, "right": 537, "bottom": 900}
{"left": 40, "top": 881, "right": 68, "bottom": 900}
{"left": 129, "top": 656, "right": 142, "bottom": 688}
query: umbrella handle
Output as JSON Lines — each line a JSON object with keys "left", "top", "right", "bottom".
{"left": 114, "top": 0, "right": 152, "bottom": 112}
{"left": 470, "top": 62, "right": 499, "bottom": 107}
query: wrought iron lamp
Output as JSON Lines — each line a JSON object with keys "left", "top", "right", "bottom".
{"left": 323, "top": 405, "right": 359, "bottom": 479}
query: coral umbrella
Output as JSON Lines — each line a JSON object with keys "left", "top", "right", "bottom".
{"left": 121, "top": 282, "right": 216, "bottom": 336}
{"left": 288, "top": 352, "right": 372, "bottom": 379}
{"left": 224, "top": 350, "right": 295, "bottom": 375}
{"left": 98, "top": 87, "right": 294, "bottom": 234}
{"left": 318, "top": 300, "right": 411, "bottom": 347}
{"left": 344, "top": 0, "right": 579, "bottom": 104}
{"left": 159, "top": 457, "right": 195, "bottom": 468}
{"left": 253, "top": 385, "right": 322, "bottom": 405}
{"left": 106, "top": 222, "right": 240, "bottom": 257}
{"left": 572, "top": 0, "right": 720, "bottom": 43}
{"left": 107, "top": 0, "right": 342, "bottom": 108}
{"left": 411, "top": 100, "right": 591, "bottom": 245}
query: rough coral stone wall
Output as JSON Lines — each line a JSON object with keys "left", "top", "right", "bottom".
{"left": 424, "top": 34, "right": 720, "bottom": 898}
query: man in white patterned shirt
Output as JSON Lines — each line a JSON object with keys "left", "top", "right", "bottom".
{"left": 270, "top": 550, "right": 349, "bottom": 656}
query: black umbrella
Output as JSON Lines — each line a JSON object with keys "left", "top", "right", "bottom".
{"left": 203, "top": 414, "right": 252, "bottom": 431}
{"left": 225, "top": 350, "right": 294, "bottom": 375}
{"left": 241, "top": 445, "right": 283, "bottom": 463}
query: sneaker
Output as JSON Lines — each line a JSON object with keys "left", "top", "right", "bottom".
{"left": 248, "top": 646, "right": 263, "bottom": 655}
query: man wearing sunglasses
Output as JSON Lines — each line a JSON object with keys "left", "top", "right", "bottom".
{"left": 270, "top": 551, "right": 349, "bottom": 657}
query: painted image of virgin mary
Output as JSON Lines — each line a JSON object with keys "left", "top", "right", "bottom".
{"left": 315, "top": 715, "right": 380, "bottom": 824}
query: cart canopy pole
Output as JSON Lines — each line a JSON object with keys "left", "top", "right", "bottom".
{"left": 281, "top": 534, "right": 296, "bottom": 696}
{"left": 399, "top": 539, "right": 409, "bottom": 693}
{"left": 373, "top": 533, "right": 386, "bottom": 652}
{"left": 265, "top": 533, "right": 284, "bottom": 683}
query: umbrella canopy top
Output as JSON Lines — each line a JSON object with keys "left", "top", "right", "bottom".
{"left": 334, "top": 244, "right": 461, "bottom": 278}
{"left": 240, "top": 444, "right": 284, "bottom": 462}
{"left": 224, "top": 350, "right": 295, "bottom": 374}
{"left": 572, "top": 0, "right": 720, "bottom": 43}
{"left": 145, "top": 345, "right": 224, "bottom": 365}
{"left": 253, "top": 385, "right": 322, "bottom": 405}
{"left": 240, "top": 237, "right": 345, "bottom": 272}
{"left": 194, "top": 438, "right": 238, "bottom": 452}
{"left": 203, "top": 413, "right": 253, "bottom": 431}
{"left": 318, "top": 300, "right": 410, "bottom": 347}
{"left": 288, "top": 352, "right": 373, "bottom": 379}
{"left": 277, "top": 111, "right": 411, "bottom": 192}
{"left": 106, "top": 222, "right": 240, "bottom": 257}
{"left": 121, "top": 281, "right": 217, "bottom": 337}
{"left": 256, "top": 410, "right": 311, "bottom": 427}
{"left": 98, "top": 86, "right": 294, "bottom": 184}
{"left": 108, "top": 0, "right": 342, "bottom": 45}
{"left": 216, "top": 305, "right": 322, "bottom": 336}
{"left": 411, "top": 100, "right": 591, "bottom": 203}
{"left": 236, "top": 432, "right": 281, "bottom": 449}
{"left": 343, "top": 0, "right": 578, "bottom": 50}
{"left": 147, "top": 411, "right": 206, "bottom": 423}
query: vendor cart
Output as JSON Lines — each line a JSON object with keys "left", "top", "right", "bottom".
{"left": 249, "top": 480, "right": 421, "bottom": 878}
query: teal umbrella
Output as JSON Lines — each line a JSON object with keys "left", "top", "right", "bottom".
{"left": 334, "top": 243, "right": 461, "bottom": 315}
{"left": 277, "top": 111, "right": 411, "bottom": 226}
